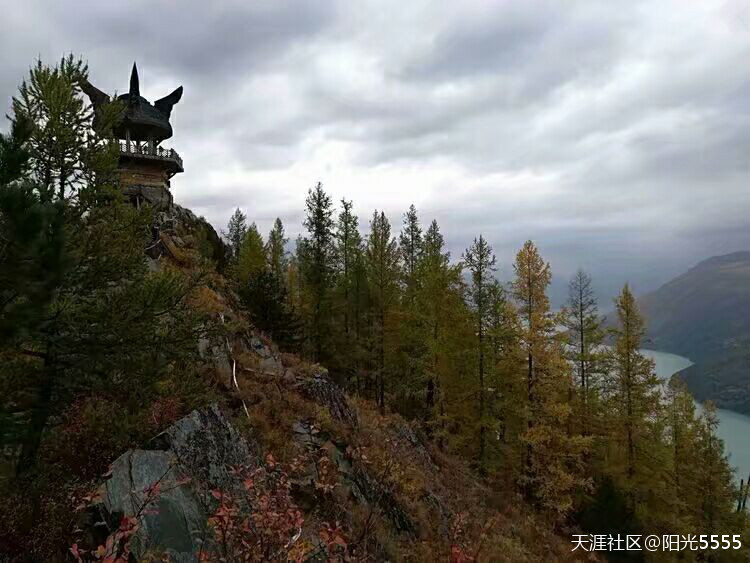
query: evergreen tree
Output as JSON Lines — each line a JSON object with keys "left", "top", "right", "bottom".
{"left": 0, "top": 113, "right": 31, "bottom": 184}
{"left": 394, "top": 205, "right": 427, "bottom": 408}
{"left": 604, "top": 284, "right": 661, "bottom": 509}
{"left": 562, "top": 269, "right": 604, "bottom": 435}
{"left": 300, "top": 182, "right": 336, "bottom": 362}
{"left": 239, "top": 269, "right": 301, "bottom": 350}
{"left": 335, "top": 199, "right": 360, "bottom": 338}
{"left": 0, "top": 114, "right": 61, "bottom": 345}
{"left": 266, "top": 217, "right": 288, "bottom": 281}
{"left": 12, "top": 56, "right": 113, "bottom": 202}
{"left": 399, "top": 203, "right": 422, "bottom": 294}
{"left": 513, "top": 241, "right": 588, "bottom": 516}
{"left": 226, "top": 208, "right": 248, "bottom": 260}
{"left": 414, "top": 220, "right": 469, "bottom": 447}
{"left": 692, "top": 402, "right": 737, "bottom": 543}
{"left": 235, "top": 223, "right": 266, "bottom": 282}
{"left": 484, "top": 279, "right": 524, "bottom": 469}
{"left": 350, "top": 233, "right": 370, "bottom": 391}
{"left": 366, "top": 210, "right": 400, "bottom": 413}
{"left": 1, "top": 58, "right": 205, "bottom": 475}
{"left": 415, "top": 221, "right": 455, "bottom": 412}
{"left": 663, "top": 378, "right": 700, "bottom": 533}
{"left": 463, "top": 235, "right": 496, "bottom": 471}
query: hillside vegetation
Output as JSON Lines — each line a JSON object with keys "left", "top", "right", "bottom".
{"left": 637, "top": 252, "right": 750, "bottom": 413}
{"left": 1, "top": 57, "right": 748, "bottom": 561}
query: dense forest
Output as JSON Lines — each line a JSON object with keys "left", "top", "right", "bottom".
{"left": 1, "top": 58, "right": 748, "bottom": 561}
{"left": 228, "top": 184, "right": 744, "bottom": 525}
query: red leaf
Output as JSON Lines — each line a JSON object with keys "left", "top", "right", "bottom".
{"left": 69, "top": 543, "right": 85, "bottom": 562}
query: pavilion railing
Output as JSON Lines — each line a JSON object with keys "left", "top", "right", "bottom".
{"left": 117, "top": 140, "right": 183, "bottom": 170}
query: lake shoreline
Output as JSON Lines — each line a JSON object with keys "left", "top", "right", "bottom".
{"left": 644, "top": 349, "right": 750, "bottom": 482}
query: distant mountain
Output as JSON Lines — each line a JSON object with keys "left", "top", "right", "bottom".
{"left": 638, "top": 252, "right": 750, "bottom": 413}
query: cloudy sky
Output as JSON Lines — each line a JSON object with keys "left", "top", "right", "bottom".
{"left": 2, "top": 0, "right": 750, "bottom": 305}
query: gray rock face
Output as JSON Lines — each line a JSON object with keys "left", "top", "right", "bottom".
{"left": 123, "top": 184, "right": 173, "bottom": 210}
{"left": 250, "top": 336, "right": 271, "bottom": 358}
{"left": 258, "top": 355, "right": 282, "bottom": 374}
{"left": 295, "top": 372, "right": 358, "bottom": 426}
{"left": 351, "top": 464, "right": 416, "bottom": 535}
{"left": 149, "top": 404, "right": 258, "bottom": 489}
{"left": 101, "top": 449, "right": 204, "bottom": 562}
{"left": 90, "top": 405, "right": 258, "bottom": 561}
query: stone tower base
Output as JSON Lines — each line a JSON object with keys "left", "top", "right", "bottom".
{"left": 123, "top": 184, "right": 174, "bottom": 211}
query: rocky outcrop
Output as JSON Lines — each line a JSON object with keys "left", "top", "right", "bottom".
{"left": 295, "top": 371, "right": 358, "bottom": 426}
{"left": 145, "top": 204, "right": 229, "bottom": 271}
{"left": 350, "top": 464, "right": 416, "bottom": 535}
{"left": 84, "top": 404, "right": 258, "bottom": 562}
{"left": 290, "top": 419, "right": 415, "bottom": 536}
{"left": 148, "top": 404, "right": 259, "bottom": 488}
{"left": 123, "top": 184, "right": 173, "bottom": 210}
{"left": 98, "top": 449, "right": 203, "bottom": 562}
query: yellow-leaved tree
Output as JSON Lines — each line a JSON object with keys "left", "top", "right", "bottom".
{"left": 513, "top": 240, "right": 590, "bottom": 518}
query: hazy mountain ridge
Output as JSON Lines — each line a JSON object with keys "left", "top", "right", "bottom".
{"left": 637, "top": 252, "right": 750, "bottom": 413}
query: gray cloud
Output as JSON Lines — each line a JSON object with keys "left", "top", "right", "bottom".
{"left": 2, "top": 0, "right": 750, "bottom": 306}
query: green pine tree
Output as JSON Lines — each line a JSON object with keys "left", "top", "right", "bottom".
{"left": 226, "top": 208, "right": 248, "bottom": 260}
{"left": 266, "top": 217, "right": 288, "bottom": 281}
{"left": 463, "top": 234, "right": 497, "bottom": 471}
{"left": 562, "top": 269, "right": 604, "bottom": 436}
{"left": 235, "top": 223, "right": 266, "bottom": 282}
{"left": 366, "top": 210, "right": 400, "bottom": 413}
{"left": 300, "top": 182, "right": 336, "bottom": 362}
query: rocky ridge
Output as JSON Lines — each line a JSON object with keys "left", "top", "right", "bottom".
{"left": 70, "top": 203, "right": 590, "bottom": 561}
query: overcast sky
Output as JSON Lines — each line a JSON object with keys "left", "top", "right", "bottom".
{"left": 2, "top": 0, "right": 750, "bottom": 305}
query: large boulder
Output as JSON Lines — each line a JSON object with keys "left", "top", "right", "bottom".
{"left": 86, "top": 404, "right": 258, "bottom": 561}
{"left": 148, "top": 403, "right": 258, "bottom": 489}
{"left": 99, "top": 449, "right": 202, "bottom": 562}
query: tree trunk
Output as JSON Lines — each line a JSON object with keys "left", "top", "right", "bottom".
{"left": 479, "top": 317, "right": 485, "bottom": 471}
{"left": 17, "top": 369, "right": 53, "bottom": 474}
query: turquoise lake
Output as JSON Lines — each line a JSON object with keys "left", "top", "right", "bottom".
{"left": 643, "top": 349, "right": 750, "bottom": 482}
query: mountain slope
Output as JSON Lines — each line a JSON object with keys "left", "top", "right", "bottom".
{"left": 4, "top": 203, "right": 583, "bottom": 561}
{"left": 638, "top": 251, "right": 750, "bottom": 412}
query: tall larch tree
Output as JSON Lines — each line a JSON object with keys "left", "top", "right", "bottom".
{"left": 235, "top": 223, "right": 266, "bottom": 283}
{"left": 605, "top": 284, "right": 661, "bottom": 509}
{"left": 563, "top": 269, "right": 604, "bottom": 436}
{"left": 396, "top": 204, "right": 427, "bottom": 404}
{"left": 266, "top": 217, "right": 288, "bottom": 282}
{"left": 226, "top": 208, "right": 247, "bottom": 260}
{"left": 334, "top": 199, "right": 364, "bottom": 387}
{"left": 662, "top": 378, "right": 700, "bottom": 533}
{"left": 399, "top": 203, "right": 422, "bottom": 295}
{"left": 485, "top": 279, "right": 524, "bottom": 472}
{"left": 366, "top": 210, "right": 400, "bottom": 413}
{"left": 463, "top": 235, "right": 496, "bottom": 471}
{"left": 335, "top": 199, "right": 360, "bottom": 338}
{"left": 413, "top": 220, "right": 471, "bottom": 452}
{"left": 513, "top": 240, "right": 553, "bottom": 476}
{"left": 300, "top": 182, "right": 336, "bottom": 362}
{"left": 693, "top": 402, "right": 737, "bottom": 541}
{"left": 416, "top": 220, "right": 461, "bottom": 414}
{"left": 513, "top": 241, "right": 588, "bottom": 517}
